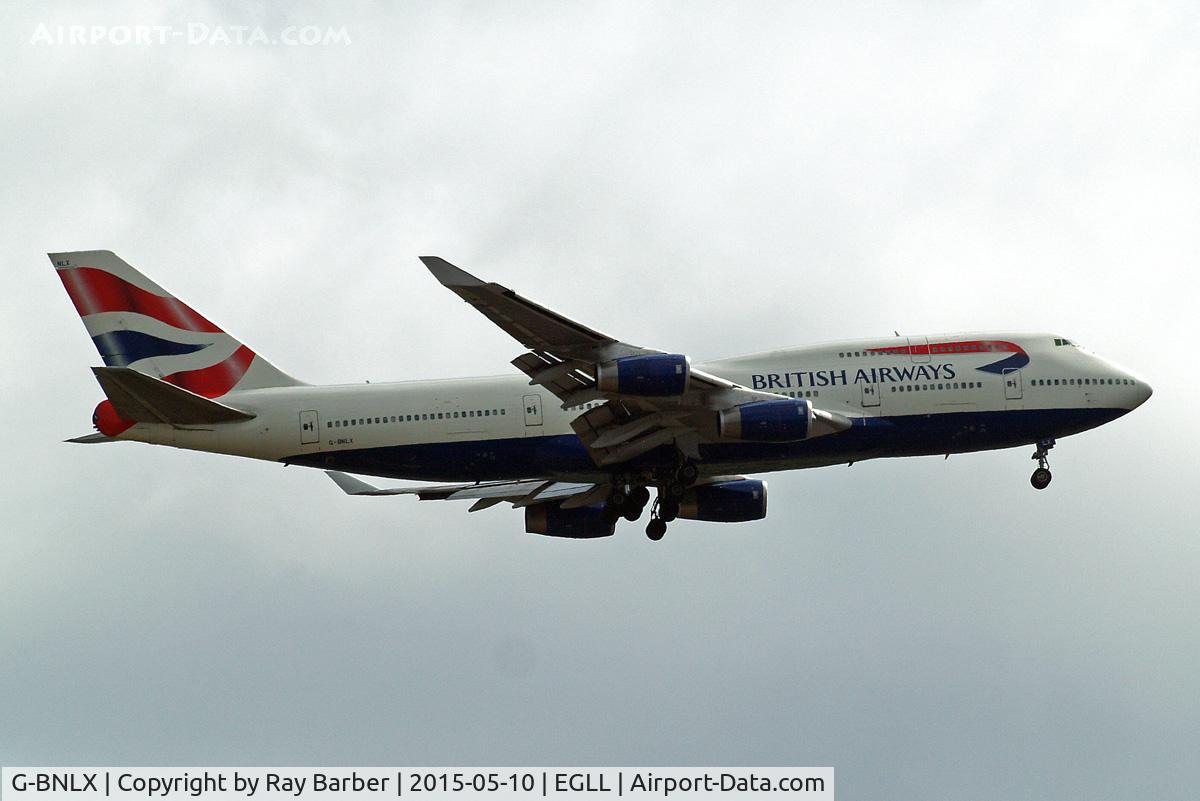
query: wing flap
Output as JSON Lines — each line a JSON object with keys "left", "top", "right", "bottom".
{"left": 325, "top": 472, "right": 596, "bottom": 509}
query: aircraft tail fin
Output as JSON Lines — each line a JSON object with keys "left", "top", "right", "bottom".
{"left": 49, "top": 250, "right": 301, "bottom": 397}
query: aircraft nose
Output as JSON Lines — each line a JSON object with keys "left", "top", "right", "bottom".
{"left": 1126, "top": 374, "right": 1152, "bottom": 409}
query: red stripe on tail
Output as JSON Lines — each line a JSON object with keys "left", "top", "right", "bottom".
{"left": 59, "top": 267, "right": 223, "bottom": 333}
{"left": 163, "top": 345, "right": 256, "bottom": 398}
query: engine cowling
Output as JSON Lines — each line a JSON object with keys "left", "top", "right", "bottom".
{"left": 596, "top": 354, "right": 690, "bottom": 396}
{"left": 678, "top": 479, "right": 768, "bottom": 522}
{"left": 719, "top": 399, "right": 811, "bottom": 441}
{"left": 525, "top": 503, "right": 615, "bottom": 539}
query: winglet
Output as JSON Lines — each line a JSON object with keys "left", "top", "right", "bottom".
{"left": 419, "top": 256, "right": 486, "bottom": 288}
{"left": 324, "top": 471, "right": 423, "bottom": 497}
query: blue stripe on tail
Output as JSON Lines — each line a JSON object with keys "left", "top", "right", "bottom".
{"left": 92, "top": 330, "right": 211, "bottom": 367}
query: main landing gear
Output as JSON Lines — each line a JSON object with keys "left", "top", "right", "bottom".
{"left": 1030, "top": 438, "right": 1055, "bottom": 490}
{"left": 603, "top": 458, "right": 700, "bottom": 541}
{"left": 604, "top": 484, "right": 650, "bottom": 524}
{"left": 642, "top": 460, "right": 698, "bottom": 541}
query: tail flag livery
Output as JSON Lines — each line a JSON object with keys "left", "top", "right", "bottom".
{"left": 50, "top": 250, "right": 299, "bottom": 397}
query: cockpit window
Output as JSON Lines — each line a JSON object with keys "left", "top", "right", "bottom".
{"left": 1054, "top": 337, "right": 1075, "bottom": 347}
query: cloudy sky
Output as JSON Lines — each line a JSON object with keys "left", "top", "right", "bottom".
{"left": 2, "top": 2, "right": 1198, "bottom": 798}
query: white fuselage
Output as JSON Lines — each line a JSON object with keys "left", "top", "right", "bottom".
{"left": 110, "top": 331, "right": 1151, "bottom": 483}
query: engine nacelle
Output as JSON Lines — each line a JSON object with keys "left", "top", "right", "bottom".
{"left": 525, "top": 503, "right": 615, "bottom": 539}
{"left": 596, "top": 354, "right": 690, "bottom": 396}
{"left": 719, "top": 399, "right": 811, "bottom": 442}
{"left": 678, "top": 479, "right": 768, "bottom": 522}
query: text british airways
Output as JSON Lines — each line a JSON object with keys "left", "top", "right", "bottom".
{"left": 751, "top": 363, "right": 957, "bottom": 390}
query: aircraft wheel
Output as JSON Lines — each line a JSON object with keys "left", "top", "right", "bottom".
{"left": 631, "top": 486, "right": 651, "bottom": 508}
{"left": 646, "top": 518, "right": 667, "bottom": 541}
{"left": 660, "top": 499, "right": 679, "bottom": 522}
{"left": 623, "top": 505, "right": 644, "bottom": 522}
{"left": 1031, "top": 467, "right": 1052, "bottom": 490}
{"left": 664, "top": 481, "right": 686, "bottom": 500}
{"left": 679, "top": 463, "right": 699, "bottom": 486}
{"left": 607, "top": 488, "right": 628, "bottom": 508}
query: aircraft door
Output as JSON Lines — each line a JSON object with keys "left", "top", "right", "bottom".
{"left": 1003, "top": 368, "right": 1023, "bottom": 401}
{"left": 860, "top": 381, "right": 880, "bottom": 409}
{"left": 907, "top": 336, "right": 930, "bottom": 363}
{"left": 522, "top": 394, "right": 543, "bottom": 429}
{"left": 299, "top": 410, "right": 320, "bottom": 445}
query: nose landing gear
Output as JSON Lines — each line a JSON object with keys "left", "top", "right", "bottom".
{"left": 1030, "top": 438, "right": 1055, "bottom": 490}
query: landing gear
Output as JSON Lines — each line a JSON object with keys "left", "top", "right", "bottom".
{"left": 606, "top": 483, "right": 651, "bottom": 524}
{"left": 620, "top": 456, "right": 700, "bottom": 540}
{"left": 1030, "top": 438, "right": 1055, "bottom": 490}
{"left": 623, "top": 486, "right": 650, "bottom": 522}
{"left": 659, "top": 497, "right": 679, "bottom": 522}
{"left": 1031, "top": 467, "right": 1052, "bottom": 490}
{"left": 645, "top": 517, "right": 666, "bottom": 541}
{"left": 643, "top": 489, "right": 681, "bottom": 541}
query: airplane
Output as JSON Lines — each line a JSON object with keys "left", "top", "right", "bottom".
{"left": 50, "top": 250, "right": 1152, "bottom": 541}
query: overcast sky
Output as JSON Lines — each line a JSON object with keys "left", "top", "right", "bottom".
{"left": 2, "top": 2, "right": 1198, "bottom": 799}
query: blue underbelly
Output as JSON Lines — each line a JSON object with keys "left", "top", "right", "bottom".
{"left": 284, "top": 407, "right": 1127, "bottom": 481}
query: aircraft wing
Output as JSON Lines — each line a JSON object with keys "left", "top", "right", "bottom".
{"left": 326, "top": 471, "right": 602, "bottom": 512}
{"left": 421, "top": 256, "right": 849, "bottom": 465}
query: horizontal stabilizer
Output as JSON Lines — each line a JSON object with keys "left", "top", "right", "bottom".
{"left": 65, "top": 432, "right": 119, "bottom": 444}
{"left": 92, "top": 366, "right": 256, "bottom": 426}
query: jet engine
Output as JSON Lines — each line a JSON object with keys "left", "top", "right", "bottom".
{"left": 596, "top": 354, "right": 690, "bottom": 396}
{"left": 525, "top": 503, "right": 616, "bottom": 539}
{"left": 677, "top": 479, "right": 768, "bottom": 522}
{"left": 719, "top": 398, "right": 850, "bottom": 442}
